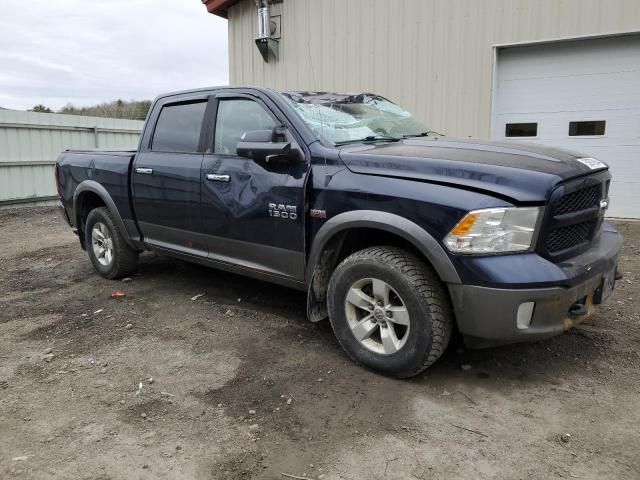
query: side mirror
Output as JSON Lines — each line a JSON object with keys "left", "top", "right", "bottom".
{"left": 236, "top": 128, "right": 294, "bottom": 162}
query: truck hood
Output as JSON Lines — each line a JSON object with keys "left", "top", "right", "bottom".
{"left": 338, "top": 137, "right": 605, "bottom": 203}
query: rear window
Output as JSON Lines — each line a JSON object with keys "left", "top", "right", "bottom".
{"left": 152, "top": 101, "right": 207, "bottom": 152}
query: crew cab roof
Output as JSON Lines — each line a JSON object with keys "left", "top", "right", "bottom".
{"left": 152, "top": 86, "right": 377, "bottom": 104}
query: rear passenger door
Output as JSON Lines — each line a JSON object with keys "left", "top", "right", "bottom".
{"left": 200, "top": 91, "right": 309, "bottom": 282}
{"left": 132, "top": 94, "right": 211, "bottom": 255}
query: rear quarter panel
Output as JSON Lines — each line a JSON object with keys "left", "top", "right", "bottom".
{"left": 57, "top": 151, "right": 136, "bottom": 226}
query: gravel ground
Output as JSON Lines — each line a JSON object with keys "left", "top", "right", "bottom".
{"left": 0, "top": 207, "right": 639, "bottom": 480}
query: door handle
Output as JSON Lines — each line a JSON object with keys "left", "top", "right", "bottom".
{"left": 206, "top": 174, "right": 230, "bottom": 183}
{"left": 135, "top": 167, "right": 153, "bottom": 175}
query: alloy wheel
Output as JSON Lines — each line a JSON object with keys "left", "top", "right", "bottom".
{"left": 91, "top": 222, "right": 114, "bottom": 266}
{"left": 344, "top": 278, "right": 411, "bottom": 355}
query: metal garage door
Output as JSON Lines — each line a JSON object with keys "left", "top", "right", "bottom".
{"left": 491, "top": 35, "right": 640, "bottom": 218}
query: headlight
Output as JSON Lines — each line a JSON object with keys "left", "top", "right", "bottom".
{"left": 444, "top": 207, "right": 541, "bottom": 254}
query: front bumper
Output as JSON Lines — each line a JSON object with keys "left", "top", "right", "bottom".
{"left": 448, "top": 225, "right": 623, "bottom": 348}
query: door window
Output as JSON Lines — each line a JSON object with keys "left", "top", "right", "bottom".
{"left": 505, "top": 123, "right": 538, "bottom": 137}
{"left": 214, "top": 99, "right": 278, "bottom": 155}
{"left": 152, "top": 101, "right": 207, "bottom": 153}
{"left": 569, "top": 120, "right": 606, "bottom": 136}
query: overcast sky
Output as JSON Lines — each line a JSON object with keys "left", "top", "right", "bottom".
{"left": 0, "top": 0, "right": 229, "bottom": 111}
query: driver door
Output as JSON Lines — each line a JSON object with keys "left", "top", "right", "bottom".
{"left": 200, "top": 92, "right": 308, "bottom": 282}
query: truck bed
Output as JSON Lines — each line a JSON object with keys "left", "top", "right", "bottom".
{"left": 56, "top": 149, "right": 137, "bottom": 232}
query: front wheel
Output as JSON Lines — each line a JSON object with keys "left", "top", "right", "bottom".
{"left": 327, "top": 246, "right": 453, "bottom": 378}
{"left": 85, "top": 207, "right": 138, "bottom": 279}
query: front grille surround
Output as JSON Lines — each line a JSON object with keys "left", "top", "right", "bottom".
{"left": 537, "top": 171, "right": 609, "bottom": 262}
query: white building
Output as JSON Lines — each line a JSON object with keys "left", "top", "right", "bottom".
{"left": 203, "top": 0, "right": 640, "bottom": 218}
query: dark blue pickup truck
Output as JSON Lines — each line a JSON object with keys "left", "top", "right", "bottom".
{"left": 56, "top": 87, "right": 622, "bottom": 377}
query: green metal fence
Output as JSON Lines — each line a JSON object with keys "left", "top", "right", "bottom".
{"left": 0, "top": 110, "right": 143, "bottom": 207}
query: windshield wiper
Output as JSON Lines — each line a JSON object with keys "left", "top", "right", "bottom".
{"left": 402, "top": 130, "right": 442, "bottom": 139}
{"left": 335, "top": 135, "right": 401, "bottom": 146}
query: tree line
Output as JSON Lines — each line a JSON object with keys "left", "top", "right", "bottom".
{"left": 27, "top": 100, "right": 152, "bottom": 120}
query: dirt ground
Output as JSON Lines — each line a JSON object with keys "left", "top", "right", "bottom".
{"left": 0, "top": 207, "right": 638, "bottom": 480}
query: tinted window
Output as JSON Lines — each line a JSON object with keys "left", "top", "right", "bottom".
{"left": 505, "top": 123, "right": 538, "bottom": 137}
{"left": 569, "top": 120, "right": 606, "bottom": 136}
{"left": 152, "top": 101, "right": 207, "bottom": 152}
{"left": 215, "top": 99, "right": 278, "bottom": 155}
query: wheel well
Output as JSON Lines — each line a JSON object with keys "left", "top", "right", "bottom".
{"left": 333, "top": 228, "right": 425, "bottom": 267}
{"left": 76, "top": 191, "right": 105, "bottom": 249}
{"left": 307, "top": 227, "right": 441, "bottom": 322}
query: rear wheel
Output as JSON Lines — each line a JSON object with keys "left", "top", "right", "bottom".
{"left": 85, "top": 207, "right": 138, "bottom": 279}
{"left": 327, "top": 246, "right": 453, "bottom": 378}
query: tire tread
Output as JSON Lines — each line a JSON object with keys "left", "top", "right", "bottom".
{"left": 85, "top": 207, "right": 138, "bottom": 279}
{"left": 328, "top": 246, "right": 453, "bottom": 378}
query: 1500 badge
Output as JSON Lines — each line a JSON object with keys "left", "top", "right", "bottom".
{"left": 269, "top": 203, "right": 298, "bottom": 220}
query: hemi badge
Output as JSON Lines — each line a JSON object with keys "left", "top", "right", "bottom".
{"left": 310, "top": 209, "right": 327, "bottom": 219}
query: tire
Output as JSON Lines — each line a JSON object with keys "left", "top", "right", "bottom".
{"left": 84, "top": 207, "right": 138, "bottom": 279}
{"left": 327, "top": 246, "right": 453, "bottom": 378}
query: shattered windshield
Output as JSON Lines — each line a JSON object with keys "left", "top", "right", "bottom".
{"left": 280, "top": 92, "right": 431, "bottom": 145}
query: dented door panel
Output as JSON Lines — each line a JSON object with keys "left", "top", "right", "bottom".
{"left": 201, "top": 154, "right": 308, "bottom": 280}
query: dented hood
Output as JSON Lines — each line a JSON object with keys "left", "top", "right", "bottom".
{"left": 339, "top": 137, "right": 605, "bottom": 203}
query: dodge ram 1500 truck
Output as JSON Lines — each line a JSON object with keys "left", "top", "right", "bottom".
{"left": 56, "top": 87, "right": 622, "bottom": 378}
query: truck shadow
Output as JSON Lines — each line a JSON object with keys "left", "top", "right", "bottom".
{"left": 137, "top": 251, "right": 308, "bottom": 319}
{"left": 137, "top": 252, "right": 618, "bottom": 388}
{"left": 414, "top": 320, "right": 617, "bottom": 390}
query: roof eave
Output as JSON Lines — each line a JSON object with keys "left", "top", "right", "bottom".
{"left": 202, "top": 0, "right": 244, "bottom": 19}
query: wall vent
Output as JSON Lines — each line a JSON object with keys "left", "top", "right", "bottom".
{"left": 254, "top": 0, "right": 281, "bottom": 62}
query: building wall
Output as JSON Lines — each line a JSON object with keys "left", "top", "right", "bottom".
{"left": 0, "top": 110, "right": 143, "bottom": 206}
{"left": 227, "top": 0, "right": 640, "bottom": 137}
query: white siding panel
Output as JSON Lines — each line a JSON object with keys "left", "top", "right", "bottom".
{"left": 226, "top": 0, "right": 640, "bottom": 138}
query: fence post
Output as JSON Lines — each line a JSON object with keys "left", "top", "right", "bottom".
{"left": 93, "top": 126, "right": 99, "bottom": 148}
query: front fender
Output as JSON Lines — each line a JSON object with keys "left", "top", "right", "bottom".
{"left": 306, "top": 210, "right": 461, "bottom": 285}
